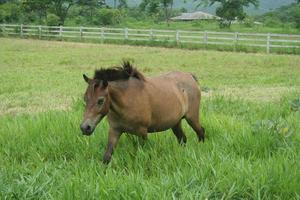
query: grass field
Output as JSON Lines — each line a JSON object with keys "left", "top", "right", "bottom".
{"left": 0, "top": 38, "right": 300, "bottom": 199}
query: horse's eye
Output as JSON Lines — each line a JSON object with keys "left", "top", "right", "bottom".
{"left": 97, "top": 98, "right": 105, "bottom": 106}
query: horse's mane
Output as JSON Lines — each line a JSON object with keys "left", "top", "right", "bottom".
{"left": 94, "top": 61, "right": 145, "bottom": 82}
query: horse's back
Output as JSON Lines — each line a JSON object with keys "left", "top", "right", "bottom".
{"left": 147, "top": 71, "right": 200, "bottom": 98}
{"left": 144, "top": 71, "right": 200, "bottom": 132}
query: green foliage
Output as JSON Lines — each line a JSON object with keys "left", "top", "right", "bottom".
{"left": 0, "top": 7, "right": 4, "bottom": 22}
{"left": 290, "top": 97, "right": 300, "bottom": 111}
{"left": 197, "top": 0, "right": 259, "bottom": 28}
{"left": 290, "top": 5, "right": 300, "bottom": 28}
{"left": 253, "top": 118, "right": 293, "bottom": 138}
{"left": 139, "top": 0, "right": 160, "bottom": 15}
{"left": 118, "top": 0, "right": 128, "bottom": 8}
{"left": 262, "top": 15, "right": 282, "bottom": 28}
{"left": 0, "top": 2, "right": 20, "bottom": 23}
{"left": 21, "top": 0, "right": 48, "bottom": 23}
{"left": 93, "top": 8, "right": 123, "bottom": 25}
{"left": 259, "top": 2, "right": 300, "bottom": 30}
{"left": 139, "top": 0, "right": 174, "bottom": 24}
{"left": 46, "top": 13, "right": 60, "bottom": 26}
{"left": 243, "top": 16, "right": 255, "bottom": 27}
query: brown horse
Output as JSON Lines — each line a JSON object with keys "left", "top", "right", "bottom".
{"left": 80, "top": 61, "right": 205, "bottom": 164}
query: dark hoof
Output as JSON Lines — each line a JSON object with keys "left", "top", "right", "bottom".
{"left": 199, "top": 126, "right": 205, "bottom": 142}
{"left": 102, "top": 155, "right": 111, "bottom": 164}
{"left": 201, "top": 126, "right": 205, "bottom": 134}
{"left": 198, "top": 136, "right": 205, "bottom": 142}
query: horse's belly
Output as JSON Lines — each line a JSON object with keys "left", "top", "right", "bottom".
{"left": 146, "top": 83, "right": 188, "bottom": 132}
{"left": 147, "top": 105, "right": 184, "bottom": 132}
{"left": 147, "top": 121, "right": 180, "bottom": 133}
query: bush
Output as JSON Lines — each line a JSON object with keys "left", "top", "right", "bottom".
{"left": 243, "top": 16, "right": 255, "bottom": 27}
{"left": 0, "top": 3, "right": 20, "bottom": 23}
{"left": 263, "top": 16, "right": 283, "bottom": 28}
{"left": 93, "top": 8, "right": 123, "bottom": 26}
{"left": 46, "top": 13, "right": 60, "bottom": 26}
{"left": 0, "top": 8, "right": 4, "bottom": 23}
{"left": 290, "top": 5, "right": 300, "bottom": 29}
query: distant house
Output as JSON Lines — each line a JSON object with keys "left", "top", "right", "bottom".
{"left": 171, "top": 11, "right": 221, "bottom": 21}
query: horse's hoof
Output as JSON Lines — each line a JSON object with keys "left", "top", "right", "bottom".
{"left": 198, "top": 136, "right": 205, "bottom": 142}
{"left": 102, "top": 155, "right": 111, "bottom": 164}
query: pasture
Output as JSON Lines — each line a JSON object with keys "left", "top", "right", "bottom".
{"left": 0, "top": 38, "right": 300, "bottom": 199}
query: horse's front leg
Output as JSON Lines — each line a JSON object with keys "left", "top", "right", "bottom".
{"left": 103, "top": 127, "right": 121, "bottom": 164}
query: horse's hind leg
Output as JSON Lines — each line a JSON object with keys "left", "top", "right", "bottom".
{"left": 185, "top": 112, "right": 205, "bottom": 142}
{"left": 172, "top": 121, "right": 187, "bottom": 144}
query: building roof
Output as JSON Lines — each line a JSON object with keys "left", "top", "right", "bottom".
{"left": 171, "top": 11, "right": 221, "bottom": 21}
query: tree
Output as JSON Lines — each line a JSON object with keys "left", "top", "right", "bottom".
{"left": 139, "top": 0, "right": 174, "bottom": 25}
{"left": 0, "top": 0, "right": 9, "bottom": 4}
{"left": 111, "top": 0, "right": 127, "bottom": 9}
{"left": 77, "top": 0, "right": 106, "bottom": 20}
{"left": 0, "top": 2, "right": 21, "bottom": 23}
{"left": 21, "top": 0, "right": 50, "bottom": 22}
{"left": 161, "top": 0, "right": 173, "bottom": 26}
{"left": 139, "top": 0, "right": 160, "bottom": 14}
{"left": 46, "top": 13, "right": 60, "bottom": 26}
{"left": 94, "top": 8, "right": 122, "bottom": 25}
{"left": 197, "top": 0, "right": 259, "bottom": 27}
{"left": 21, "top": 0, "right": 76, "bottom": 25}
{"left": 118, "top": 0, "right": 128, "bottom": 8}
{"left": 48, "top": 0, "right": 76, "bottom": 25}
{"left": 290, "top": 4, "right": 300, "bottom": 28}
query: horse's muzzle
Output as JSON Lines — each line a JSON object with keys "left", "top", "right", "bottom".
{"left": 80, "top": 123, "right": 94, "bottom": 136}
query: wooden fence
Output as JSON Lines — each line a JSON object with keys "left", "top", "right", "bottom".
{"left": 1, "top": 24, "right": 300, "bottom": 53}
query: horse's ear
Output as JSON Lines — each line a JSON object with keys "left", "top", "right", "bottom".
{"left": 102, "top": 80, "right": 108, "bottom": 88}
{"left": 83, "top": 74, "right": 91, "bottom": 83}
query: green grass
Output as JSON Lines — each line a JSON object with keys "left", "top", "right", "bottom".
{"left": 0, "top": 38, "right": 300, "bottom": 199}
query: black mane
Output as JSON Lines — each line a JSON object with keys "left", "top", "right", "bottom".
{"left": 94, "top": 61, "right": 145, "bottom": 82}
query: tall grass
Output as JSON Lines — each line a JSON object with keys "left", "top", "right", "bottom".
{"left": 0, "top": 95, "right": 299, "bottom": 199}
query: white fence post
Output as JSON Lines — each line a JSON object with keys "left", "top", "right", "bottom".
{"left": 80, "top": 27, "right": 83, "bottom": 40}
{"left": 100, "top": 27, "right": 104, "bottom": 43}
{"left": 124, "top": 28, "right": 128, "bottom": 40}
{"left": 267, "top": 33, "right": 271, "bottom": 53}
{"left": 235, "top": 32, "right": 239, "bottom": 43}
{"left": 39, "top": 25, "right": 42, "bottom": 39}
{"left": 2, "top": 24, "right": 5, "bottom": 34}
{"left": 20, "top": 24, "right": 23, "bottom": 37}
{"left": 149, "top": 29, "right": 154, "bottom": 40}
{"left": 234, "top": 32, "right": 239, "bottom": 51}
{"left": 176, "top": 30, "right": 180, "bottom": 44}
{"left": 204, "top": 31, "right": 208, "bottom": 44}
{"left": 59, "top": 25, "right": 63, "bottom": 39}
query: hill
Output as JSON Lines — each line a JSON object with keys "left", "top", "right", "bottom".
{"left": 257, "top": 1, "right": 300, "bottom": 28}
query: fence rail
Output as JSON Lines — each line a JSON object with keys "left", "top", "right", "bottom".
{"left": 1, "top": 24, "right": 300, "bottom": 53}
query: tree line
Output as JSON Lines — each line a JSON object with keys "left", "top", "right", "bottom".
{"left": 0, "top": 0, "right": 299, "bottom": 29}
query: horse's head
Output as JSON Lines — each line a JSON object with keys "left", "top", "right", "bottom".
{"left": 80, "top": 74, "right": 110, "bottom": 136}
